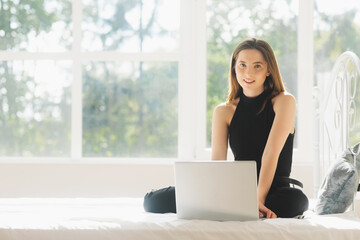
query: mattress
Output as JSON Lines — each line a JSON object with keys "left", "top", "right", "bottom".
{"left": 0, "top": 198, "right": 359, "bottom": 240}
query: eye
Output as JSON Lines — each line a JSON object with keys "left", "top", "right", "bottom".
{"left": 239, "top": 63, "right": 246, "bottom": 68}
{"left": 254, "top": 64, "right": 262, "bottom": 69}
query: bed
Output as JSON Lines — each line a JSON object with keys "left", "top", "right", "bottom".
{"left": 1, "top": 52, "right": 360, "bottom": 240}
{"left": 0, "top": 198, "right": 359, "bottom": 240}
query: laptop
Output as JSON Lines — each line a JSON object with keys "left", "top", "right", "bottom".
{"left": 174, "top": 161, "right": 259, "bottom": 221}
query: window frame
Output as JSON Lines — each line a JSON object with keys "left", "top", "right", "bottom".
{"left": 194, "top": 0, "right": 315, "bottom": 165}
{"left": 0, "top": 0, "right": 314, "bottom": 164}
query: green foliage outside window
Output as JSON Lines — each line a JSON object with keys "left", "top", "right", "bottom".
{"left": 206, "top": 0, "right": 297, "bottom": 146}
{"left": 0, "top": 0, "right": 71, "bottom": 156}
{"left": 1, "top": 0, "right": 360, "bottom": 157}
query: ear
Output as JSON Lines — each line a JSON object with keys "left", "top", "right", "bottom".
{"left": 266, "top": 72, "right": 270, "bottom": 77}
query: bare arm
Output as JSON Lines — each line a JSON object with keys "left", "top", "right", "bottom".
{"left": 258, "top": 93, "right": 296, "bottom": 214}
{"left": 211, "top": 104, "right": 231, "bottom": 160}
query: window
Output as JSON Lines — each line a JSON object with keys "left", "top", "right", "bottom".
{"left": 198, "top": 0, "right": 314, "bottom": 162}
{"left": 314, "top": 0, "right": 360, "bottom": 146}
{"left": 2, "top": 0, "right": 355, "bottom": 163}
{"left": 0, "top": 0, "right": 180, "bottom": 159}
{"left": 0, "top": 0, "right": 72, "bottom": 156}
{"left": 0, "top": 60, "right": 72, "bottom": 156}
{"left": 82, "top": 0, "right": 179, "bottom": 52}
{"left": 206, "top": 0, "right": 298, "bottom": 147}
{"left": 82, "top": 61, "right": 178, "bottom": 157}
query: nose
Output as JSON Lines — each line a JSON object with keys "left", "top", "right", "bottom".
{"left": 244, "top": 66, "right": 254, "bottom": 76}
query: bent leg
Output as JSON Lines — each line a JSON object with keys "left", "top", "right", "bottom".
{"left": 265, "top": 187, "right": 309, "bottom": 218}
{"left": 143, "top": 186, "right": 176, "bottom": 213}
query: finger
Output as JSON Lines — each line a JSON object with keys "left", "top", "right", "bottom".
{"left": 266, "top": 209, "right": 273, "bottom": 219}
{"left": 268, "top": 210, "right": 277, "bottom": 219}
{"left": 269, "top": 209, "right": 277, "bottom": 218}
{"left": 259, "top": 205, "right": 268, "bottom": 213}
{"left": 259, "top": 207, "right": 270, "bottom": 218}
{"left": 259, "top": 204, "right": 277, "bottom": 218}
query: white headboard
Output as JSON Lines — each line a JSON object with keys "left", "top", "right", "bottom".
{"left": 315, "top": 51, "right": 360, "bottom": 195}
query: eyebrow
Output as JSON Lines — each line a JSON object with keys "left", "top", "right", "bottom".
{"left": 239, "top": 60, "right": 264, "bottom": 64}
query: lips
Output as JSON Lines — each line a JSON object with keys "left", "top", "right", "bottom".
{"left": 243, "top": 78, "right": 255, "bottom": 84}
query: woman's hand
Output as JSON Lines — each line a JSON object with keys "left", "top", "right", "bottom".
{"left": 258, "top": 202, "right": 277, "bottom": 219}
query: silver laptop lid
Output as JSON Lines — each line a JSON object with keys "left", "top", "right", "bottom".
{"left": 174, "top": 161, "right": 258, "bottom": 221}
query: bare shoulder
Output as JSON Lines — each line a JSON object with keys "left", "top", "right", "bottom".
{"left": 272, "top": 92, "right": 296, "bottom": 111}
{"left": 213, "top": 99, "right": 239, "bottom": 125}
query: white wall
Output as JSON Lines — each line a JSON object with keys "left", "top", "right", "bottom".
{"left": 289, "top": 164, "right": 314, "bottom": 198}
{"left": 0, "top": 163, "right": 313, "bottom": 198}
{"left": 0, "top": 163, "right": 174, "bottom": 198}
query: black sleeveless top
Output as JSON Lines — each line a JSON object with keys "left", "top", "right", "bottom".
{"left": 229, "top": 89, "right": 294, "bottom": 179}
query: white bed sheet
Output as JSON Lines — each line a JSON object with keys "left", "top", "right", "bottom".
{"left": 0, "top": 198, "right": 359, "bottom": 240}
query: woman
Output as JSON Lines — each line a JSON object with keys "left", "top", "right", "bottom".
{"left": 144, "top": 38, "right": 309, "bottom": 218}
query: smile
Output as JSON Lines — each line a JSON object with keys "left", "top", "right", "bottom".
{"left": 244, "top": 79, "right": 255, "bottom": 84}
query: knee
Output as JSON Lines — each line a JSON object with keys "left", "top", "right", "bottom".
{"left": 290, "top": 188, "right": 309, "bottom": 211}
{"left": 266, "top": 188, "right": 309, "bottom": 218}
{"left": 296, "top": 189, "right": 309, "bottom": 214}
{"left": 143, "top": 190, "right": 156, "bottom": 212}
{"left": 143, "top": 186, "right": 176, "bottom": 213}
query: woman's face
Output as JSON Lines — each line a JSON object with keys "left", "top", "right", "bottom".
{"left": 235, "top": 49, "right": 270, "bottom": 97}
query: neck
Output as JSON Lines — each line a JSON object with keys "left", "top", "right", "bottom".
{"left": 242, "top": 87, "right": 265, "bottom": 98}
